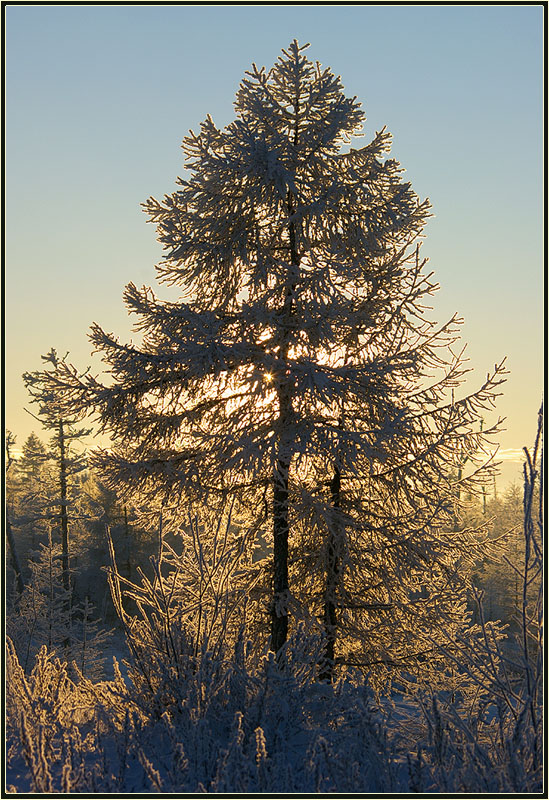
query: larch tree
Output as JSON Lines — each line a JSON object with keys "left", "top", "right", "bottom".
{"left": 6, "top": 431, "right": 25, "bottom": 595}
{"left": 23, "top": 349, "right": 91, "bottom": 598}
{"left": 51, "top": 42, "right": 505, "bottom": 679}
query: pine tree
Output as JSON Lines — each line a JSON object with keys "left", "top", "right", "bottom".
{"left": 50, "top": 42, "right": 505, "bottom": 678}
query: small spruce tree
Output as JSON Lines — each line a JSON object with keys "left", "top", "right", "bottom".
{"left": 13, "top": 432, "right": 57, "bottom": 553}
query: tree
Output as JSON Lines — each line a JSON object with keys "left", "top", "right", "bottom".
{"left": 6, "top": 431, "right": 25, "bottom": 595}
{"left": 18, "top": 432, "right": 50, "bottom": 486}
{"left": 51, "top": 41, "right": 505, "bottom": 679}
{"left": 472, "top": 481, "right": 538, "bottom": 632}
{"left": 7, "top": 526, "right": 111, "bottom": 677}
{"left": 23, "top": 349, "right": 91, "bottom": 599}
{"left": 12, "top": 432, "right": 57, "bottom": 554}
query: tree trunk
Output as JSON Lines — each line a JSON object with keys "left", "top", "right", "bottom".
{"left": 270, "top": 83, "right": 301, "bottom": 660}
{"left": 270, "top": 303, "right": 294, "bottom": 659}
{"left": 58, "top": 419, "right": 70, "bottom": 594}
{"left": 6, "top": 511, "right": 25, "bottom": 595}
{"left": 270, "top": 180, "right": 300, "bottom": 659}
{"left": 58, "top": 419, "right": 72, "bottom": 652}
{"left": 319, "top": 464, "right": 341, "bottom": 682}
{"left": 271, "top": 449, "right": 290, "bottom": 656}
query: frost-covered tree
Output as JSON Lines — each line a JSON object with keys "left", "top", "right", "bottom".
{"left": 23, "top": 349, "right": 91, "bottom": 596}
{"left": 12, "top": 432, "right": 57, "bottom": 553}
{"left": 7, "top": 525, "right": 111, "bottom": 677}
{"left": 18, "top": 432, "right": 50, "bottom": 485}
{"left": 51, "top": 41, "right": 505, "bottom": 678}
{"left": 6, "top": 430, "right": 25, "bottom": 595}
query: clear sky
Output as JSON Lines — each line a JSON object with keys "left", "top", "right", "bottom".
{"left": 4, "top": 4, "right": 544, "bottom": 488}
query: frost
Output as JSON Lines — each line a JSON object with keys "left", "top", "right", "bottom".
{"left": 8, "top": 39, "right": 541, "bottom": 794}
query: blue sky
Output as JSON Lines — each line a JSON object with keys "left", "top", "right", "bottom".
{"left": 5, "top": 4, "right": 544, "bottom": 487}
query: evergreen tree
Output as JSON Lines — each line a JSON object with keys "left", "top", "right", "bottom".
{"left": 14, "top": 433, "right": 56, "bottom": 551}
{"left": 7, "top": 527, "right": 111, "bottom": 677}
{"left": 18, "top": 433, "right": 50, "bottom": 486}
{"left": 50, "top": 42, "right": 505, "bottom": 679}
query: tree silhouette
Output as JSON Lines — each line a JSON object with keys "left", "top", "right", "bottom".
{"left": 23, "top": 350, "right": 90, "bottom": 600}
{"left": 49, "top": 42, "right": 505, "bottom": 679}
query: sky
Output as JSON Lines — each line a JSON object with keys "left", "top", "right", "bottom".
{"left": 4, "top": 4, "right": 544, "bottom": 489}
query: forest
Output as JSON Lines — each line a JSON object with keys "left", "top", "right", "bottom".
{"left": 4, "top": 41, "right": 543, "bottom": 794}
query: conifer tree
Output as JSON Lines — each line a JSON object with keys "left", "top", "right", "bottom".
{"left": 6, "top": 431, "right": 25, "bottom": 595}
{"left": 13, "top": 433, "right": 57, "bottom": 551}
{"left": 7, "top": 526, "right": 111, "bottom": 677}
{"left": 23, "top": 350, "right": 91, "bottom": 598}
{"left": 18, "top": 433, "right": 50, "bottom": 485}
{"left": 51, "top": 42, "right": 505, "bottom": 676}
